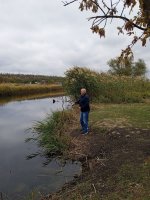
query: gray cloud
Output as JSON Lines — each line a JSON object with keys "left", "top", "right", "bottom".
{"left": 0, "top": 0, "right": 149, "bottom": 76}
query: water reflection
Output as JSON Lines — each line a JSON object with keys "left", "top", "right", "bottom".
{"left": 0, "top": 92, "right": 64, "bottom": 106}
{"left": 0, "top": 96, "right": 80, "bottom": 200}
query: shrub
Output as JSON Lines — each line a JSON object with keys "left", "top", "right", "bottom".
{"left": 64, "top": 66, "right": 150, "bottom": 103}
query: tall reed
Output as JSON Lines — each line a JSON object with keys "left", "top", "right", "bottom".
{"left": 65, "top": 67, "right": 150, "bottom": 103}
{"left": 0, "top": 83, "right": 63, "bottom": 97}
{"left": 33, "top": 111, "right": 74, "bottom": 155}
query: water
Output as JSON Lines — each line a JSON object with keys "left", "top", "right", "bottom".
{"left": 0, "top": 95, "right": 81, "bottom": 200}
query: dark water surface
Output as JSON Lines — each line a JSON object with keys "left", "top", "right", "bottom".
{"left": 0, "top": 95, "right": 81, "bottom": 200}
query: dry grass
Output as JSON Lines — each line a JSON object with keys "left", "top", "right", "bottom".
{"left": 0, "top": 83, "right": 63, "bottom": 97}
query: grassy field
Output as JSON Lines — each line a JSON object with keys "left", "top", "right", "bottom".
{"left": 33, "top": 102, "right": 150, "bottom": 200}
{"left": 90, "top": 103, "right": 150, "bottom": 129}
{"left": 0, "top": 83, "right": 63, "bottom": 97}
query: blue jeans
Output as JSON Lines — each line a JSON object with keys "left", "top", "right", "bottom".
{"left": 80, "top": 112, "right": 89, "bottom": 133}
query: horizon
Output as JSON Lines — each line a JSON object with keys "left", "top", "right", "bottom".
{"left": 0, "top": 0, "right": 150, "bottom": 77}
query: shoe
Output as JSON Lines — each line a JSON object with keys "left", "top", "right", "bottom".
{"left": 82, "top": 132, "right": 88, "bottom": 135}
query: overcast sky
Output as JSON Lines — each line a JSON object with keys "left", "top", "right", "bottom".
{"left": 0, "top": 0, "right": 149, "bottom": 76}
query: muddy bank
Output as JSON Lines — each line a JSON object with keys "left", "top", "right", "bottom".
{"left": 41, "top": 126, "right": 150, "bottom": 200}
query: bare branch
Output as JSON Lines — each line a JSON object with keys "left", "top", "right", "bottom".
{"left": 102, "top": 0, "right": 111, "bottom": 11}
{"left": 63, "top": 0, "right": 78, "bottom": 6}
{"left": 89, "top": 15, "right": 147, "bottom": 31}
{"left": 121, "top": 4, "right": 126, "bottom": 16}
{"left": 104, "top": 18, "right": 108, "bottom": 28}
{"left": 112, "top": 0, "right": 121, "bottom": 7}
{"left": 91, "top": 0, "right": 106, "bottom": 15}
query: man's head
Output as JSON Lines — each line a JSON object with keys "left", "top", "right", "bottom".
{"left": 80, "top": 88, "right": 86, "bottom": 96}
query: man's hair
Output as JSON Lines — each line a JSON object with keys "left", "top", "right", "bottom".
{"left": 81, "top": 88, "right": 86, "bottom": 94}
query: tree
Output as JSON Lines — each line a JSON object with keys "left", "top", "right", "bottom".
{"left": 107, "top": 57, "right": 147, "bottom": 76}
{"left": 133, "top": 58, "right": 147, "bottom": 76}
{"left": 63, "top": 0, "right": 150, "bottom": 59}
{"left": 64, "top": 67, "right": 99, "bottom": 100}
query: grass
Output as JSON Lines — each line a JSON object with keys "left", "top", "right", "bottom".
{"left": 90, "top": 103, "right": 150, "bottom": 129}
{"left": 104, "top": 162, "right": 150, "bottom": 200}
{"left": 32, "top": 110, "right": 75, "bottom": 155}
{"left": 33, "top": 102, "right": 150, "bottom": 157}
{"left": 42, "top": 102, "right": 150, "bottom": 200}
{"left": 0, "top": 83, "right": 63, "bottom": 97}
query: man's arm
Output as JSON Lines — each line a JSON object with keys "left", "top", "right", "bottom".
{"left": 75, "top": 99, "right": 80, "bottom": 104}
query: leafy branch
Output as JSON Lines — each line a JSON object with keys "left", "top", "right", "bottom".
{"left": 63, "top": 0, "right": 150, "bottom": 59}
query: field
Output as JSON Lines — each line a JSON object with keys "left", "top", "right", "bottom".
{"left": 0, "top": 73, "right": 64, "bottom": 84}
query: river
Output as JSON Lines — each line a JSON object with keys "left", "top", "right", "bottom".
{"left": 0, "top": 94, "right": 81, "bottom": 200}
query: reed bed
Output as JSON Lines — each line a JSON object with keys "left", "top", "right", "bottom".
{"left": 65, "top": 67, "right": 150, "bottom": 103}
{"left": 32, "top": 110, "right": 74, "bottom": 155}
{"left": 0, "top": 83, "right": 63, "bottom": 97}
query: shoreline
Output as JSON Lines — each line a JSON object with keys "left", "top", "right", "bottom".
{"left": 38, "top": 103, "right": 150, "bottom": 200}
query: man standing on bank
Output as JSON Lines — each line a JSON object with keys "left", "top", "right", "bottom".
{"left": 75, "top": 88, "right": 90, "bottom": 135}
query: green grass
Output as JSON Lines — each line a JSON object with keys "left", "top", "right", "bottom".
{"left": 104, "top": 162, "right": 150, "bottom": 200}
{"left": 32, "top": 110, "right": 74, "bottom": 155}
{"left": 31, "top": 103, "right": 150, "bottom": 200}
{"left": 90, "top": 103, "right": 150, "bottom": 128}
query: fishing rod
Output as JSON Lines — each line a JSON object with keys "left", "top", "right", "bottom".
{"left": 52, "top": 96, "right": 74, "bottom": 106}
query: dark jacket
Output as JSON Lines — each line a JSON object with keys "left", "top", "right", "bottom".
{"left": 75, "top": 94, "right": 90, "bottom": 112}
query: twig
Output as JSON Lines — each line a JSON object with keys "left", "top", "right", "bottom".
{"left": 63, "top": 0, "right": 78, "bottom": 6}
{"left": 102, "top": 0, "right": 111, "bottom": 11}
{"left": 112, "top": 0, "right": 121, "bottom": 7}
{"left": 91, "top": 0, "right": 106, "bottom": 15}
{"left": 92, "top": 183, "right": 97, "bottom": 194}
{"left": 121, "top": 4, "right": 126, "bottom": 16}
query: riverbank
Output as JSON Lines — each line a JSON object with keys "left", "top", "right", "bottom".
{"left": 38, "top": 103, "right": 150, "bottom": 200}
{"left": 0, "top": 83, "right": 63, "bottom": 97}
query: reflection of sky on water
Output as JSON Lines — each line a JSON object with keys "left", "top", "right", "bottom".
{"left": 0, "top": 96, "right": 80, "bottom": 200}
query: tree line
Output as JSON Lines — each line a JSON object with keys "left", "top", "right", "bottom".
{"left": 0, "top": 73, "right": 64, "bottom": 84}
{"left": 107, "top": 58, "right": 147, "bottom": 77}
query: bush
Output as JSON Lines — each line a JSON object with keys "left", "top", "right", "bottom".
{"left": 64, "top": 66, "right": 150, "bottom": 103}
{"left": 64, "top": 67, "right": 99, "bottom": 101}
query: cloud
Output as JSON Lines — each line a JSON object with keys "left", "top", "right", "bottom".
{"left": 0, "top": 0, "right": 149, "bottom": 76}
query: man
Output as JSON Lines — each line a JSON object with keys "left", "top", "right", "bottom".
{"left": 75, "top": 88, "right": 90, "bottom": 135}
